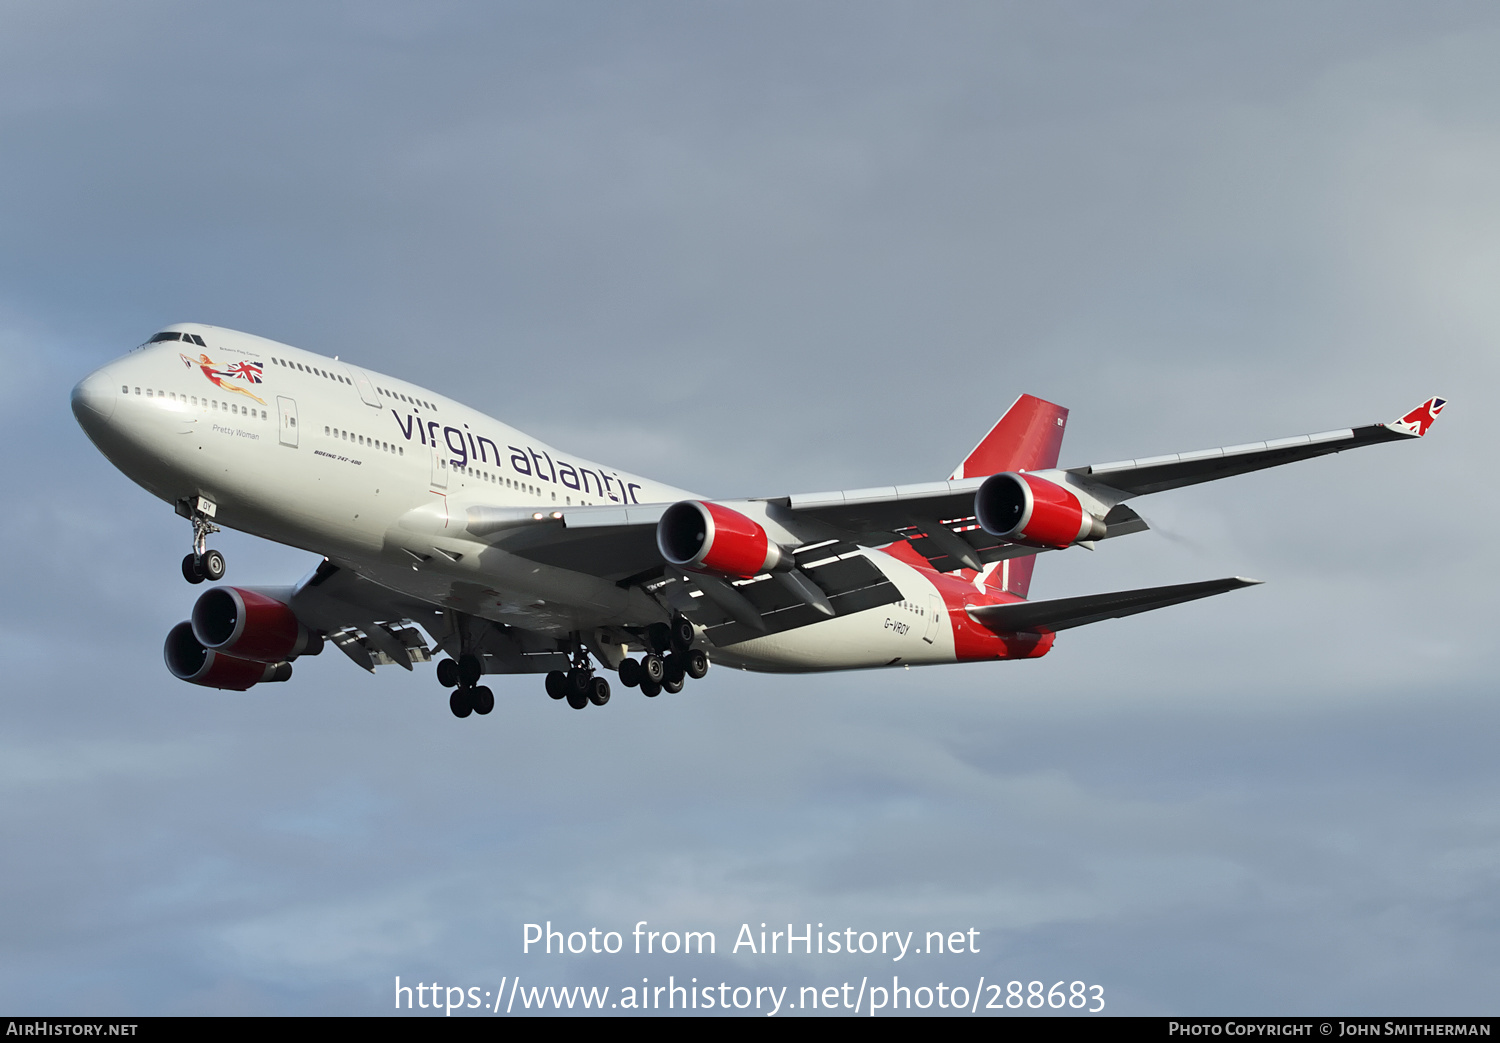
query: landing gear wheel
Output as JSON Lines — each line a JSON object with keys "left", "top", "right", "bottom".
{"left": 545, "top": 671, "right": 568, "bottom": 700}
{"left": 200, "top": 549, "right": 226, "bottom": 582}
{"left": 670, "top": 615, "right": 694, "bottom": 653}
{"left": 566, "top": 689, "right": 589, "bottom": 710}
{"left": 642, "top": 654, "right": 666, "bottom": 685}
{"left": 618, "top": 657, "right": 642, "bottom": 688}
{"left": 664, "top": 655, "right": 687, "bottom": 686}
{"left": 588, "top": 676, "right": 611, "bottom": 706}
{"left": 449, "top": 688, "right": 473, "bottom": 718}
{"left": 436, "top": 659, "right": 460, "bottom": 688}
{"left": 458, "top": 654, "right": 483, "bottom": 687}
{"left": 470, "top": 686, "right": 494, "bottom": 715}
{"left": 647, "top": 622, "right": 672, "bottom": 654}
{"left": 181, "top": 554, "right": 205, "bottom": 584}
{"left": 639, "top": 679, "right": 662, "bottom": 698}
{"left": 567, "top": 668, "right": 593, "bottom": 698}
{"left": 663, "top": 676, "right": 685, "bottom": 694}
{"left": 685, "top": 648, "right": 710, "bottom": 680}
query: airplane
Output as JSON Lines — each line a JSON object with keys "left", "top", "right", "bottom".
{"left": 70, "top": 323, "right": 1446, "bottom": 718}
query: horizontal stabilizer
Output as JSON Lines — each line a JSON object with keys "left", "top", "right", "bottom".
{"left": 966, "top": 576, "right": 1261, "bottom": 633}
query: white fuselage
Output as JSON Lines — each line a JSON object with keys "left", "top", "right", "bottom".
{"left": 73, "top": 325, "right": 966, "bottom": 673}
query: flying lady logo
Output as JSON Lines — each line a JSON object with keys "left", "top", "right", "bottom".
{"left": 181, "top": 353, "right": 267, "bottom": 405}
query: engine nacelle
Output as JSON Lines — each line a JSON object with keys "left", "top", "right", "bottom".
{"left": 164, "top": 621, "right": 293, "bottom": 690}
{"left": 657, "top": 500, "right": 787, "bottom": 577}
{"left": 975, "top": 472, "right": 1107, "bottom": 548}
{"left": 190, "top": 586, "right": 323, "bottom": 663}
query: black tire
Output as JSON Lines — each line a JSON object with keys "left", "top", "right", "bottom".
{"left": 589, "top": 676, "right": 611, "bottom": 706}
{"left": 643, "top": 654, "right": 666, "bottom": 684}
{"left": 458, "top": 653, "right": 483, "bottom": 687}
{"left": 449, "top": 689, "right": 473, "bottom": 718}
{"left": 471, "top": 686, "right": 494, "bottom": 715}
{"left": 436, "top": 659, "right": 460, "bottom": 688}
{"left": 647, "top": 622, "right": 672, "bottom": 654}
{"left": 545, "top": 671, "right": 568, "bottom": 700}
{"left": 566, "top": 690, "right": 588, "bottom": 710}
{"left": 181, "top": 554, "right": 204, "bottom": 584}
{"left": 670, "top": 615, "right": 694, "bottom": 652}
{"left": 639, "top": 679, "right": 661, "bottom": 698}
{"left": 663, "top": 677, "right": 684, "bottom": 695}
{"left": 617, "top": 657, "right": 642, "bottom": 688}
{"left": 685, "top": 648, "right": 710, "bottom": 680}
{"left": 664, "top": 655, "right": 686, "bottom": 685}
{"left": 200, "top": 549, "right": 226, "bottom": 581}
{"left": 567, "top": 668, "right": 593, "bottom": 697}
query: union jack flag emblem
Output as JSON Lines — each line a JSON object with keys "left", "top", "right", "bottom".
{"left": 1390, "top": 396, "right": 1447, "bottom": 437}
{"left": 226, "top": 360, "right": 264, "bottom": 384}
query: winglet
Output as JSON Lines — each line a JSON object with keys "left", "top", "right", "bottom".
{"left": 1387, "top": 397, "right": 1447, "bottom": 437}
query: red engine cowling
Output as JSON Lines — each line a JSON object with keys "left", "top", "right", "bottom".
{"left": 164, "top": 621, "right": 293, "bottom": 690}
{"left": 657, "top": 500, "right": 787, "bottom": 577}
{"left": 975, "top": 472, "right": 1107, "bottom": 548}
{"left": 190, "top": 586, "right": 322, "bottom": 663}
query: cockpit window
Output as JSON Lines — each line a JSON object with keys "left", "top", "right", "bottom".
{"left": 145, "top": 331, "right": 206, "bottom": 346}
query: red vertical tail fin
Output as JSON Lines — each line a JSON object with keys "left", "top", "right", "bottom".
{"left": 949, "top": 394, "right": 1069, "bottom": 480}
{"left": 951, "top": 395, "right": 1068, "bottom": 599}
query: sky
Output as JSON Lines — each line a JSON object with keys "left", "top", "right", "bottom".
{"left": 2, "top": 0, "right": 1498, "bottom": 1016}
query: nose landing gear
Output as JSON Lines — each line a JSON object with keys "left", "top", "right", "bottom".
{"left": 179, "top": 500, "right": 225, "bottom": 584}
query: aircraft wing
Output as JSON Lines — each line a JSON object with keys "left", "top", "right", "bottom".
{"left": 1062, "top": 397, "right": 1446, "bottom": 497}
{"left": 289, "top": 559, "right": 572, "bottom": 674}
{"left": 966, "top": 576, "right": 1261, "bottom": 633}
{"left": 288, "top": 560, "right": 446, "bottom": 671}
{"left": 463, "top": 398, "right": 1444, "bottom": 585}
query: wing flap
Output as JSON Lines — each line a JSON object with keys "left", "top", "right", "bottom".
{"left": 966, "top": 576, "right": 1261, "bottom": 633}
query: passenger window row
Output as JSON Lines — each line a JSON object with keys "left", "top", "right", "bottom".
{"left": 324, "top": 426, "right": 404, "bottom": 456}
{"left": 448, "top": 460, "right": 543, "bottom": 497}
{"left": 377, "top": 385, "right": 434, "bottom": 410}
{"left": 272, "top": 357, "right": 351, "bottom": 385}
{"left": 128, "top": 385, "right": 267, "bottom": 420}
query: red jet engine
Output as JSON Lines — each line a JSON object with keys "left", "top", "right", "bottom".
{"left": 163, "top": 587, "right": 323, "bottom": 690}
{"left": 975, "top": 472, "right": 1107, "bottom": 548}
{"left": 657, "top": 500, "right": 787, "bottom": 577}
{"left": 163, "top": 622, "right": 294, "bottom": 690}
{"left": 190, "top": 586, "right": 322, "bottom": 662}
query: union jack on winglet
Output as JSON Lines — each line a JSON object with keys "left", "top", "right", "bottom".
{"left": 1388, "top": 397, "right": 1446, "bottom": 437}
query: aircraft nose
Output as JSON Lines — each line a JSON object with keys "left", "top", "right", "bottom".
{"left": 71, "top": 366, "right": 120, "bottom": 427}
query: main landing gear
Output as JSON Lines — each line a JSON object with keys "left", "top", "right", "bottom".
{"left": 545, "top": 646, "right": 610, "bottom": 711}
{"left": 437, "top": 652, "right": 494, "bottom": 719}
{"left": 617, "top": 614, "right": 709, "bottom": 699}
{"left": 436, "top": 614, "right": 706, "bottom": 718}
{"left": 180, "top": 501, "right": 226, "bottom": 584}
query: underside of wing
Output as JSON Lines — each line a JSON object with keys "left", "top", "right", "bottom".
{"left": 651, "top": 539, "right": 905, "bottom": 646}
{"left": 289, "top": 560, "right": 445, "bottom": 671}
{"left": 966, "top": 576, "right": 1261, "bottom": 633}
{"left": 290, "top": 559, "right": 571, "bottom": 674}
